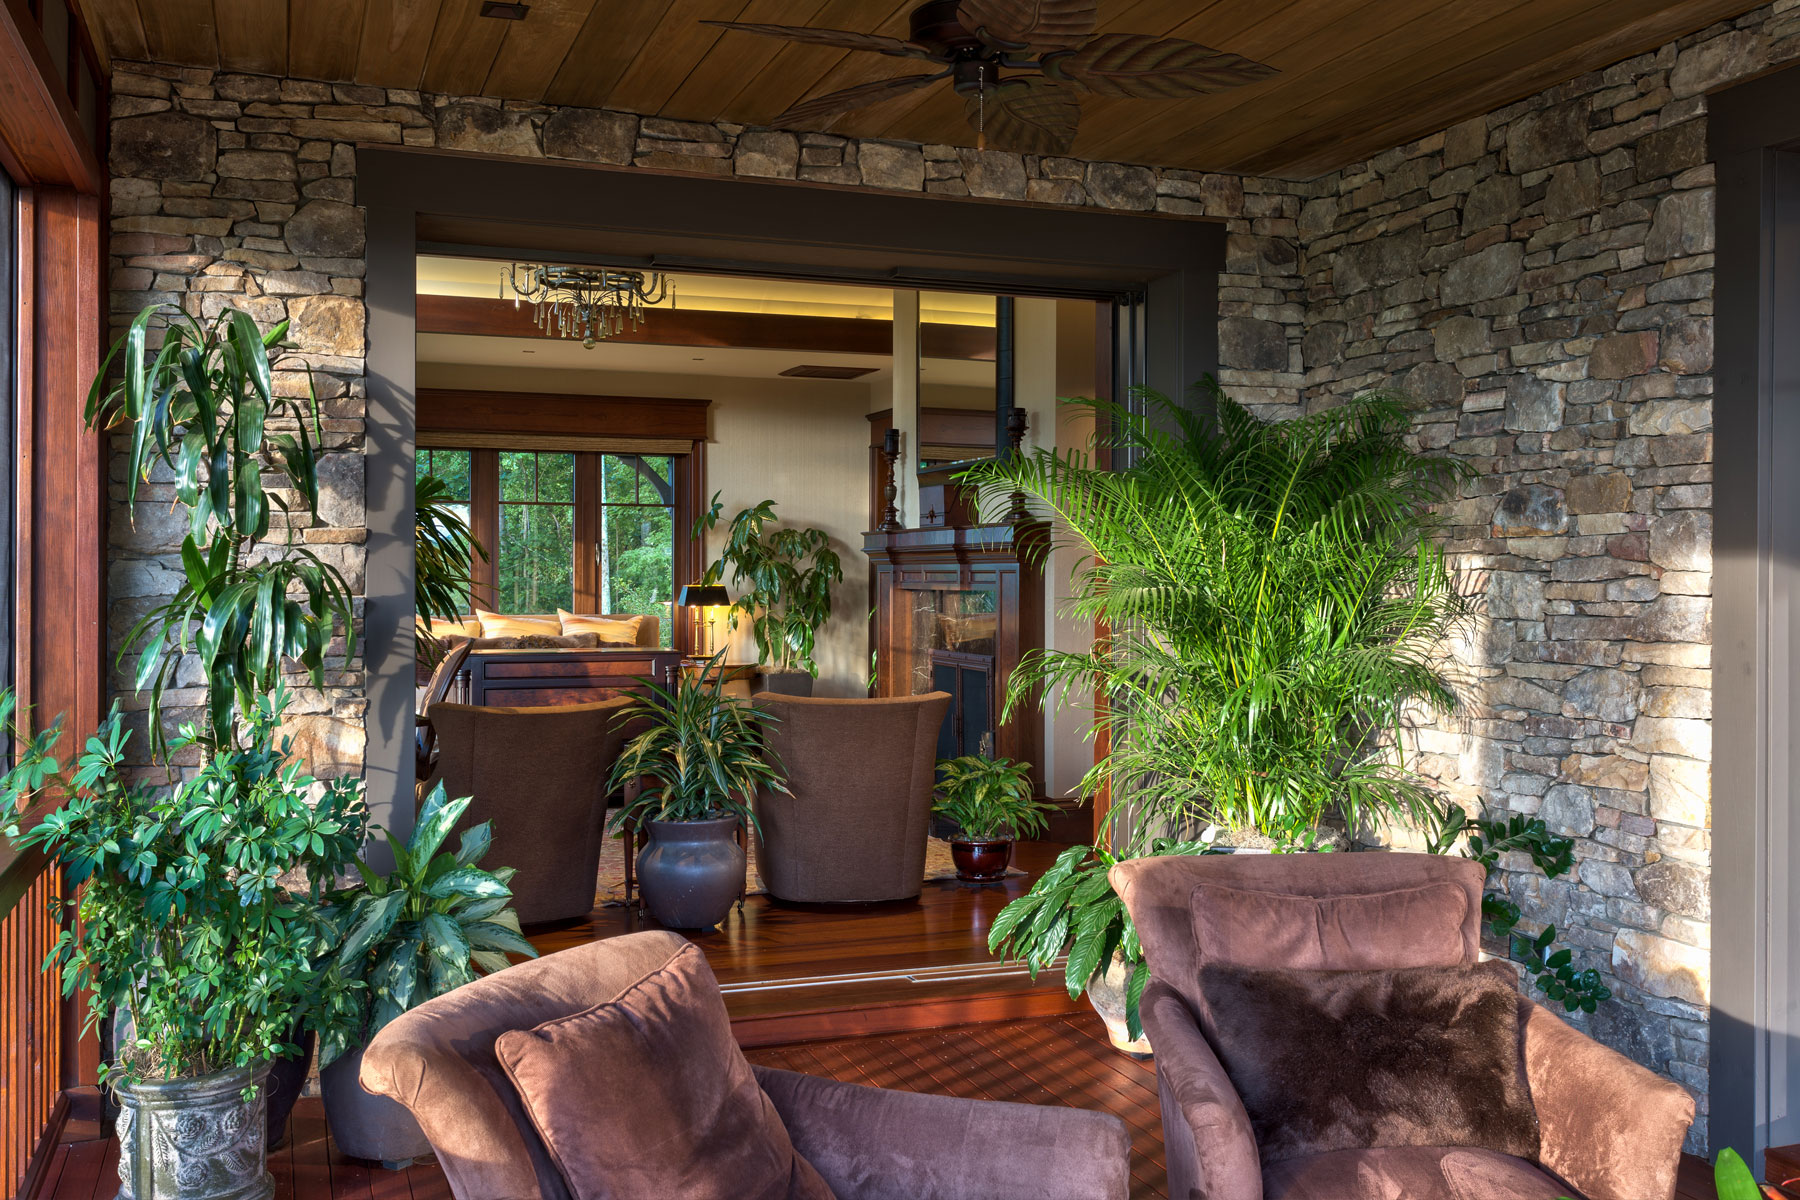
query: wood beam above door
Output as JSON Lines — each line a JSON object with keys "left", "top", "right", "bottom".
{"left": 416, "top": 293, "right": 996, "bottom": 359}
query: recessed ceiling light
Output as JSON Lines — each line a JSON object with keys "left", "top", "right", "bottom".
{"left": 480, "top": 2, "right": 529, "bottom": 19}
{"left": 692, "top": 356, "right": 706, "bottom": 361}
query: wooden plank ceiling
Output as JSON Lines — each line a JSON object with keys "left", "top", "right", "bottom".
{"left": 78, "top": 0, "right": 1762, "bottom": 177}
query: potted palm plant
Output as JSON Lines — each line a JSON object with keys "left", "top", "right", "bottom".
{"left": 970, "top": 380, "right": 1474, "bottom": 1049}
{"left": 693, "top": 494, "right": 843, "bottom": 693}
{"left": 932, "top": 754, "right": 1053, "bottom": 881}
{"left": 313, "top": 784, "right": 536, "bottom": 1168}
{"left": 607, "top": 652, "right": 789, "bottom": 929}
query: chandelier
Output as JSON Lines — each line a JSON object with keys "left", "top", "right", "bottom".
{"left": 500, "top": 263, "right": 673, "bottom": 349}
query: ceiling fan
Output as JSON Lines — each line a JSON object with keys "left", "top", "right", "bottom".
{"left": 701, "top": 0, "right": 1277, "bottom": 156}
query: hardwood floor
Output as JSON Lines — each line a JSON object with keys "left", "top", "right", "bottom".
{"left": 530, "top": 839, "right": 1087, "bottom": 1046}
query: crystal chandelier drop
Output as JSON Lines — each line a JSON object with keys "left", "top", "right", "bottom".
{"left": 500, "top": 263, "right": 674, "bottom": 349}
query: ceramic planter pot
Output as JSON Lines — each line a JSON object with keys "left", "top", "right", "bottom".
{"left": 263, "top": 1027, "right": 313, "bottom": 1151}
{"left": 950, "top": 839, "right": 1013, "bottom": 882}
{"left": 1085, "top": 952, "right": 1153, "bottom": 1060}
{"left": 319, "top": 1045, "right": 433, "bottom": 1169}
{"left": 114, "top": 1062, "right": 274, "bottom": 1200}
{"left": 637, "top": 817, "right": 745, "bottom": 930}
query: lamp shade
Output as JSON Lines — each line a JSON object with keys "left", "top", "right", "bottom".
{"left": 678, "top": 584, "right": 730, "bottom": 608}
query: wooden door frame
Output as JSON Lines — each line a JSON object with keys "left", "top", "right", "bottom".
{"left": 360, "top": 147, "right": 1224, "bottom": 839}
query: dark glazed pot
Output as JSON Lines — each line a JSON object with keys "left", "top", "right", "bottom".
{"left": 638, "top": 817, "right": 745, "bottom": 930}
{"left": 264, "top": 1026, "right": 314, "bottom": 1150}
{"left": 950, "top": 839, "right": 1013, "bottom": 882}
{"left": 319, "top": 1044, "right": 433, "bottom": 1169}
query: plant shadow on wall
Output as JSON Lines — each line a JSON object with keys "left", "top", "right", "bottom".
{"left": 976, "top": 379, "right": 1607, "bottom": 1040}
{"left": 694, "top": 494, "right": 843, "bottom": 680}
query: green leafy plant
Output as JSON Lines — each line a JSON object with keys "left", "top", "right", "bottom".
{"left": 607, "top": 651, "right": 790, "bottom": 830}
{"left": 694, "top": 494, "right": 843, "bottom": 677}
{"left": 988, "top": 836, "right": 1216, "bottom": 1040}
{"left": 1426, "top": 800, "right": 1611, "bottom": 1013}
{"left": 962, "top": 380, "right": 1473, "bottom": 848}
{"left": 0, "top": 686, "right": 367, "bottom": 1084}
{"left": 91, "top": 305, "right": 357, "bottom": 757}
{"left": 314, "top": 782, "right": 536, "bottom": 1069}
{"left": 933, "top": 755, "right": 1053, "bottom": 842}
{"left": 415, "top": 471, "right": 487, "bottom": 664}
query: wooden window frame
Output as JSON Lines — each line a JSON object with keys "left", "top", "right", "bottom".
{"left": 421, "top": 443, "right": 701, "bottom": 653}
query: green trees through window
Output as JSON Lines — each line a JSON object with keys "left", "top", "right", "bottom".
{"left": 600, "top": 454, "right": 674, "bottom": 632}
{"left": 498, "top": 451, "right": 576, "bottom": 613}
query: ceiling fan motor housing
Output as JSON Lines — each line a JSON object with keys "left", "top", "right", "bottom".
{"left": 909, "top": 0, "right": 985, "bottom": 55}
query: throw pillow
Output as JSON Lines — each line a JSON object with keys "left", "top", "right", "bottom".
{"left": 558, "top": 609, "right": 644, "bottom": 645}
{"left": 475, "top": 610, "right": 561, "bottom": 638}
{"left": 1190, "top": 881, "right": 1472, "bottom": 975}
{"left": 495, "top": 944, "right": 834, "bottom": 1200}
{"left": 423, "top": 615, "right": 482, "bottom": 640}
{"left": 1198, "top": 959, "right": 1539, "bottom": 1166}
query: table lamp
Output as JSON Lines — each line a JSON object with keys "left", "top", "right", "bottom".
{"left": 678, "top": 584, "right": 730, "bottom": 656}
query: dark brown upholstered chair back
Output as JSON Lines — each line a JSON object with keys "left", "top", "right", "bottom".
{"left": 1110, "top": 851, "right": 1484, "bottom": 1020}
{"left": 750, "top": 691, "right": 951, "bottom": 903}
{"left": 424, "top": 698, "right": 635, "bottom": 925}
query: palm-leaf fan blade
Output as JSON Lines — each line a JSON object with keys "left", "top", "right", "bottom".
{"left": 969, "top": 78, "right": 1079, "bottom": 155}
{"left": 772, "top": 72, "right": 949, "bottom": 129}
{"left": 1044, "top": 33, "right": 1277, "bottom": 98}
{"left": 700, "top": 21, "right": 933, "bottom": 59}
{"left": 957, "top": 0, "right": 1097, "bottom": 51}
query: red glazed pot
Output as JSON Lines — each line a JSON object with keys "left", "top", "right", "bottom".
{"left": 950, "top": 839, "right": 1013, "bottom": 882}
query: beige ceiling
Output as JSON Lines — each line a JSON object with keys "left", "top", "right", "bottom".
{"left": 81, "top": 0, "right": 1763, "bottom": 175}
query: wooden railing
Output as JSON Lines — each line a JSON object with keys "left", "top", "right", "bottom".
{"left": 0, "top": 853, "right": 68, "bottom": 1198}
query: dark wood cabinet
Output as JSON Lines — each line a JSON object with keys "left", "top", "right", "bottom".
{"left": 864, "top": 516, "right": 1045, "bottom": 794}
{"left": 462, "top": 648, "right": 683, "bottom": 708}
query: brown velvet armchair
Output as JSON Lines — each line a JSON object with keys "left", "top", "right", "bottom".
{"left": 424, "top": 698, "right": 637, "bottom": 926}
{"left": 1110, "top": 852, "right": 1695, "bottom": 1200}
{"left": 360, "top": 931, "right": 1132, "bottom": 1200}
{"left": 749, "top": 692, "right": 951, "bottom": 903}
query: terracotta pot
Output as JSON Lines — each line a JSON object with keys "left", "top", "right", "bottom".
{"left": 1085, "top": 952, "right": 1153, "bottom": 1059}
{"left": 114, "top": 1062, "right": 274, "bottom": 1200}
{"left": 950, "top": 839, "right": 1013, "bottom": 882}
{"left": 319, "top": 1045, "right": 433, "bottom": 1169}
{"left": 637, "top": 817, "right": 745, "bottom": 930}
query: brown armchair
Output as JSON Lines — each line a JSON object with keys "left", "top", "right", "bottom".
{"left": 360, "top": 930, "right": 1131, "bottom": 1200}
{"left": 424, "top": 698, "right": 637, "bottom": 926}
{"left": 749, "top": 692, "right": 952, "bottom": 903}
{"left": 1110, "top": 852, "right": 1695, "bottom": 1200}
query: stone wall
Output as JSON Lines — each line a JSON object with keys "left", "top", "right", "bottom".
{"left": 1210, "top": 1, "right": 1800, "bottom": 1153}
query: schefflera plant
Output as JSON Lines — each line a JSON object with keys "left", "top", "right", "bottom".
{"left": 92, "top": 305, "right": 356, "bottom": 757}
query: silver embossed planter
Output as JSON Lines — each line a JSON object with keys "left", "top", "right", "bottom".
{"left": 114, "top": 1063, "right": 274, "bottom": 1200}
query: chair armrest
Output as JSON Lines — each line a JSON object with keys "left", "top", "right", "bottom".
{"left": 752, "top": 1065, "right": 1130, "bottom": 1200}
{"left": 1141, "top": 979, "right": 1262, "bottom": 1200}
{"left": 1522, "top": 999, "right": 1694, "bottom": 1200}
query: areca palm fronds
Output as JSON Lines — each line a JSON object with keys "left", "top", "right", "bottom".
{"left": 415, "top": 473, "right": 486, "bottom": 664}
{"left": 963, "top": 378, "right": 1474, "bottom": 849}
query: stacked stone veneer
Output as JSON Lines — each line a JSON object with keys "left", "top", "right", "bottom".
{"left": 105, "top": 0, "right": 1800, "bottom": 1149}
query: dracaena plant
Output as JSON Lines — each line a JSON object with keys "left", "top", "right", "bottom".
{"left": 314, "top": 783, "right": 536, "bottom": 1068}
{"left": 91, "top": 305, "right": 357, "bottom": 757}
{"left": 694, "top": 494, "right": 843, "bottom": 677}
{"left": 0, "top": 685, "right": 367, "bottom": 1084}
{"left": 607, "top": 651, "right": 789, "bottom": 829}
{"left": 932, "top": 755, "right": 1053, "bottom": 842}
